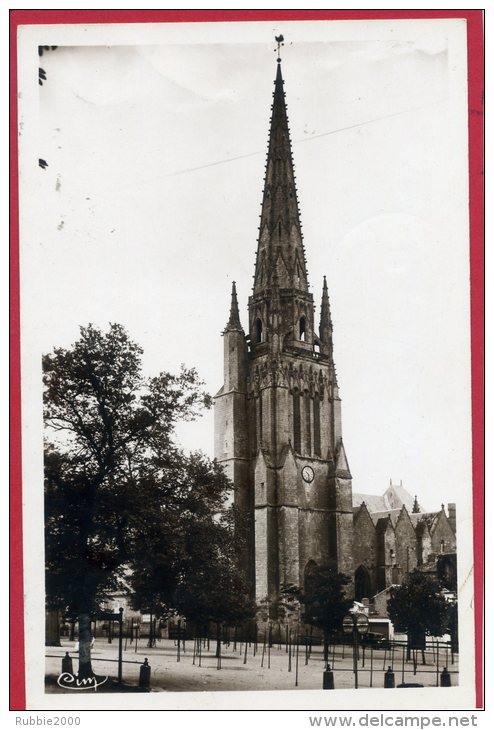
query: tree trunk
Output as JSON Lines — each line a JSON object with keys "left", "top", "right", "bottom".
{"left": 323, "top": 630, "right": 329, "bottom": 669}
{"left": 215, "top": 623, "right": 221, "bottom": 658}
{"left": 78, "top": 612, "right": 94, "bottom": 678}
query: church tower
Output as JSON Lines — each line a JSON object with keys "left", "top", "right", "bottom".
{"left": 214, "top": 52, "right": 354, "bottom": 605}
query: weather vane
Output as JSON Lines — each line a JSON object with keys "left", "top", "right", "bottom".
{"left": 275, "top": 34, "right": 284, "bottom": 63}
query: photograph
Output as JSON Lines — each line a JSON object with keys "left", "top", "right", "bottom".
{"left": 11, "top": 11, "right": 483, "bottom": 713}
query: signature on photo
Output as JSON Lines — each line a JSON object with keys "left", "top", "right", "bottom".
{"left": 57, "top": 672, "right": 108, "bottom": 692}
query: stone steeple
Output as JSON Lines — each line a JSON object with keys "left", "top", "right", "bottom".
{"left": 253, "top": 61, "right": 308, "bottom": 296}
{"left": 215, "top": 49, "right": 354, "bottom": 604}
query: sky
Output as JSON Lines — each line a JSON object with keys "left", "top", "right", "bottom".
{"left": 22, "top": 19, "right": 472, "bottom": 512}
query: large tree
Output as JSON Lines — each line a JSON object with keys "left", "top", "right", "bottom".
{"left": 44, "top": 323, "right": 217, "bottom": 677}
{"left": 387, "top": 570, "right": 450, "bottom": 650}
{"left": 128, "top": 453, "right": 247, "bottom": 626}
{"left": 170, "top": 506, "right": 256, "bottom": 661}
{"left": 295, "top": 564, "right": 352, "bottom": 667}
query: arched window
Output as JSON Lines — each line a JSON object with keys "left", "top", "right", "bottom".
{"left": 313, "top": 393, "right": 321, "bottom": 457}
{"left": 416, "top": 528, "right": 424, "bottom": 566}
{"left": 293, "top": 388, "right": 301, "bottom": 453}
{"left": 258, "top": 392, "right": 263, "bottom": 446}
{"left": 305, "top": 390, "right": 311, "bottom": 455}
{"left": 256, "top": 318, "right": 263, "bottom": 343}
{"left": 299, "top": 317, "right": 306, "bottom": 341}
{"left": 355, "top": 565, "right": 371, "bottom": 602}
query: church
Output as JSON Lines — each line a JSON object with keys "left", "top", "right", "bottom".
{"left": 214, "top": 53, "right": 456, "bottom": 607}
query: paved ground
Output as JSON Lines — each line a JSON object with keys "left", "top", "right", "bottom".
{"left": 45, "top": 637, "right": 458, "bottom": 693}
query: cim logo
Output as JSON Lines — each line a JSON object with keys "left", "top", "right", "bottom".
{"left": 57, "top": 672, "right": 108, "bottom": 692}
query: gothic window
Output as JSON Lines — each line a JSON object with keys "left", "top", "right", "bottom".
{"left": 313, "top": 393, "right": 321, "bottom": 457}
{"left": 256, "top": 318, "right": 263, "bottom": 343}
{"left": 417, "top": 531, "right": 423, "bottom": 566}
{"left": 293, "top": 388, "right": 301, "bottom": 453}
{"left": 299, "top": 316, "right": 306, "bottom": 341}
{"left": 305, "top": 390, "right": 311, "bottom": 455}
{"left": 314, "top": 341, "right": 320, "bottom": 354}
{"left": 355, "top": 565, "right": 371, "bottom": 602}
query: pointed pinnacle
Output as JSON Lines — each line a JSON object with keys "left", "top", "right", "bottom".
{"left": 320, "top": 275, "right": 333, "bottom": 339}
{"left": 225, "top": 280, "right": 242, "bottom": 331}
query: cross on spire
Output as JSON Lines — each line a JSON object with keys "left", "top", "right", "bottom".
{"left": 275, "top": 34, "right": 284, "bottom": 63}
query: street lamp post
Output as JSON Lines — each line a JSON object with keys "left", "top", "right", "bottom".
{"left": 342, "top": 612, "right": 369, "bottom": 689}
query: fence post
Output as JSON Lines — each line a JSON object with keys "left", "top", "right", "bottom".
{"left": 118, "top": 607, "right": 124, "bottom": 684}
{"left": 139, "top": 658, "right": 151, "bottom": 690}
{"left": 440, "top": 667, "right": 452, "bottom": 687}
{"left": 384, "top": 665, "right": 395, "bottom": 688}
{"left": 61, "top": 652, "right": 73, "bottom": 676}
{"left": 295, "top": 625, "right": 300, "bottom": 687}
{"left": 353, "top": 627, "right": 359, "bottom": 689}
{"left": 323, "top": 668, "right": 334, "bottom": 690}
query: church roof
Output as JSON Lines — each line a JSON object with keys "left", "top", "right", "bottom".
{"left": 408, "top": 511, "right": 441, "bottom": 530}
{"left": 352, "top": 493, "right": 387, "bottom": 512}
{"left": 352, "top": 482, "right": 415, "bottom": 513}
{"left": 370, "top": 509, "right": 401, "bottom": 528}
{"left": 383, "top": 483, "right": 415, "bottom": 512}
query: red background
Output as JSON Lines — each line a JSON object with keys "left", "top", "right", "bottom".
{"left": 9, "top": 9, "right": 484, "bottom": 711}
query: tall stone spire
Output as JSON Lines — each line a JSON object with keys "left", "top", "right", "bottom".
{"left": 225, "top": 281, "right": 242, "bottom": 331}
{"left": 216, "top": 47, "right": 355, "bottom": 604}
{"left": 253, "top": 60, "right": 308, "bottom": 295}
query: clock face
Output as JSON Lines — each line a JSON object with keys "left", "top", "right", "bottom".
{"left": 302, "top": 466, "right": 314, "bottom": 483}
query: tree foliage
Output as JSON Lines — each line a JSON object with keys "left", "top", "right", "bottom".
{"left": 387, "top": 570, "right": 450, "bottom": 639}
{"left": 171, "top": 505, "right": 255, "bottom": 631}
{"left": 43, "top": 323, "right": 237, "bottom": 674}
{"left": 299, "top": 564, "right": 352, "bottom": 637}
{"left": 284, "top": 564, "right": 352, "bottom": 667}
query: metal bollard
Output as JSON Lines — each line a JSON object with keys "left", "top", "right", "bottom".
{"left": 323, "top": 669, "right": 335, "bottom": 689}
{"left": 384, "top": 666, "right": 395, "bottom": 688}
{"left": 440, "top": 667, "right": 451, "bottom": 687}
{"left": 139, "top": 657, "right": 151, "bottom": 689}
{"left": 61, "top": 652, "right": 73, "bottom": 675}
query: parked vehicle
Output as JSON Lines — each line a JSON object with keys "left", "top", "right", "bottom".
{"left": 361, "top": 632, "right": 390, "bottom": 649}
